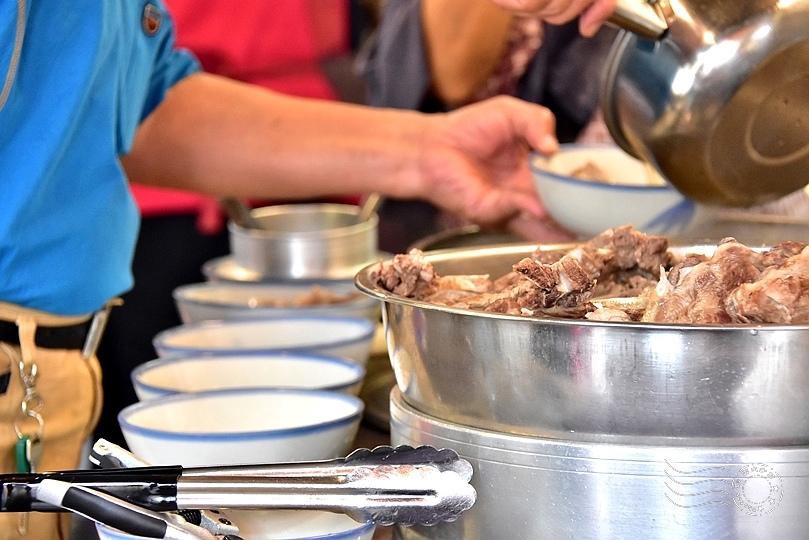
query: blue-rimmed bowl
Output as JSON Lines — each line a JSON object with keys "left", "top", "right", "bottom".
{"left": 118, "top": 388, "right": 364, "bottom": 466}
{"left": 96, "top": 510, "right": 375, "bottom": 540}
{"left": 172, "top": 281, "right": 380, "bottom": 325}
{"left": 152, "top": 316, "right": 375, "bottom": 367}
{"left": 224, "top": 510, "right": 375, "bottom": 540}
{"left": 131, "top": 353, "right": 367, "bottom": 401}
{"left": 530, "top": 144, "right": 716, "bottom": 239}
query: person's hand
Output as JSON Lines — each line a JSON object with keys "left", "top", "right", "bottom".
{"left": 490, "top": 0, "right": 617, "bottom": 37}
{"left": 414, "top": 96, "right": 574, "bottom": 242}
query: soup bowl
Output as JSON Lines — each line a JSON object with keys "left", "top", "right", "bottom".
{"left": 131, "top": 352, "right": 367, "bottom": 401}
{"left": 152, "top": 316, "right": 375, "bottom": 367}
{"left": 118, "top": 388, "right": 364, "bottom": 466}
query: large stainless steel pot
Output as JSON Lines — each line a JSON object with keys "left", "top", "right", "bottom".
{"left": 602, "top": 0, "right": 809, "bottom": 207}
{"left": 355, "top": 243, "right": 809, "bottom": 441}
{"left": 390, "top": 388, "right": 809, "bottom": 540}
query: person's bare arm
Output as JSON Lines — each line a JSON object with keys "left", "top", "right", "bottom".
{"left": 421, "top": 0, "right": 513, "bottom": 107}
{"left": 490, "top": 0, "right": 616, "bottom": 36}
{"left": 121, "top": 73, "right": 568, "bottom": 239}
{"left": 122, "top": 73, "right": 428, "bottom": 202}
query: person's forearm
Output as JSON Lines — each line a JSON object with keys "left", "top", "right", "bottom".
{"left": 122, "top": 73, "right": 564, "bottom": 237}
{"left": 121, "top": 73, "right": 433, "bottom": 201}
{"left": 421, "top": 0, "right": 513, "bottom": 106}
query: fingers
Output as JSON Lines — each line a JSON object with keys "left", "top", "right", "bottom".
{"left": 489, "top": 0, "right": 616, "bottom": 35}
{"left": 464, "top": 177, "right": 547, "bottom": 228}
{"left": 493, "top": 96, "right": 558, "bottom": 156}
{"left": 579, "top": 0, "right": 617, "bottom": 37}
{"left": 490, "top": 0, "right": 590, "bottom": 20}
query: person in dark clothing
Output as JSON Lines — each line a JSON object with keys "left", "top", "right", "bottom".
{"left": 360, "top": 0, "right": 619, "bottom": 249}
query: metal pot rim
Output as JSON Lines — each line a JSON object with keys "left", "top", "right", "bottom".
{"left": 391, "top": 388, "right": 809, "bottom": 454}
{"left": 228, "top": 203, "right": 379, "bottom": 240}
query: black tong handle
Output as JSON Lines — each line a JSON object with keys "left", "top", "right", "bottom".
{"left": 0, "top": 465, "right": 183, "bottom": 512}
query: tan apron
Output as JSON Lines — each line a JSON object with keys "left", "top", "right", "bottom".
{"left": 0, "top": 302, "right": 105, "bottom": 540}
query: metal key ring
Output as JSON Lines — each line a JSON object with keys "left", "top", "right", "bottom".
{"left": 20, "top": 394, "right": 43, "bottom": 414}
{"left": 14, "top": 410, "right": 44, "bottom": 442}
{"left": 17, "top": 357, "right": 36, "bottom": 387}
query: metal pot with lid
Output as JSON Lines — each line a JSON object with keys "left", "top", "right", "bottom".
{"left": 602, "top": 0, "right": 809, "bottom": 207}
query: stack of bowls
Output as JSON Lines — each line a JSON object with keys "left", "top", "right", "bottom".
{"left": 114, "top": 386, "right": 371, "bottom": 539}
{"left": 122, "top": 322, "right": 375, "bottom": 536}
{"left": 126, "top": 200, "right": 383, "bottom": 535}
{"left": 178, "top": 201, "right": 388, "bottom": 425}
{"left": 142, "top": 315, "right": 375, "bottom": 462}
{"left": 120, "top": 316, "right": 376, "bottom": 539}
{"left": 105, "top": 204, "right": 386, "bottom": 539}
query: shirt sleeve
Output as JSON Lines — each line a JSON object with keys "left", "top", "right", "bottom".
{"left": 138, "top": 0, "right": 201, "bottom": 123}
{"left": 115, "top": 0, "right": 202, "bottom": 155}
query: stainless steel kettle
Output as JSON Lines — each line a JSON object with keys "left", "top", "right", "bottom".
{"left": 601, "top": 0, "right": 809, "bottom": 207}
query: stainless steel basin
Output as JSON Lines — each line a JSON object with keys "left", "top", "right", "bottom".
{"left": 390, "top": 388, "right": 809, "bottom": 540}
{"left": 356, "top": 243, "right": 809, "bottom": 441}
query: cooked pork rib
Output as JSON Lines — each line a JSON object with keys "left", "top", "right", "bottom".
{"left": 642, "top": 239, "right": 809, "bottom": 324}
{"left": 643, "top": 238, "right": 764, "bottom": 323}
{"left": 371, "top": 249, "right": 438, "bottom": 298}
{"left": 529, "top": 225, "right": 671, "bottom": 297}
{"left": 512, "top": 255, "right": 595, "bottom": 314}
{"left": 726, "top": 245, "right": 809, "bottom": 323}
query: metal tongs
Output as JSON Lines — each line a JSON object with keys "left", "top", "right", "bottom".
{"left": 0, "top": 439, "right": 476, "bottom": 539}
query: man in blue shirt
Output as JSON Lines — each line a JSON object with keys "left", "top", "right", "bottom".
{"left": 0, "top": 0, "right": 613, "bottom": 537}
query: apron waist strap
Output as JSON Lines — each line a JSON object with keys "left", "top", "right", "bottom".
{"left": 0, "top": 318, "right": 91, "bottom": 350}
{"left": 0, "top": 299, "right": 122, "bottom": 357}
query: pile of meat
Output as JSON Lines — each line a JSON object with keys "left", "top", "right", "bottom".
{"left": 370, "top": 225, "right": 809, "bottom": 324}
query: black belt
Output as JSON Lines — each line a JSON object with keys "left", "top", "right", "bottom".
{"left": 0, "top": 318, "right": 92, "bottom": 350}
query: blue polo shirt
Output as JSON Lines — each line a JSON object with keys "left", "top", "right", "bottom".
{"left": 0, "top": 1, "right": 200, "bottom": 315}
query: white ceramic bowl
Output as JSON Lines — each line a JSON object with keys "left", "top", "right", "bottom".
{"left": 131, "top": 352, "right": 367, "bottom": 401}
{"left": 530, "top": 144, "right": 716, "bottom": 238}
{"left": 225, "top": 510, "right": 375, "bottom": 540}
{"left": 152, "top": 316, "right": 375, "bottom": 367}
{"left": 96, "top": 510, "right": 375, "bottom": 540}
{"left": 118, "top": 388, "right": 364, "bottom": 467}
{"left": 173, "top": 281, "right": 380, "bottom": 325}
{"left": 94, "top": 524, "right": 151, "bottom": 540}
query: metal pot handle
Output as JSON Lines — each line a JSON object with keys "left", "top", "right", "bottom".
{"left": 608, "top": 0, "right": 670, "bottom": 40}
